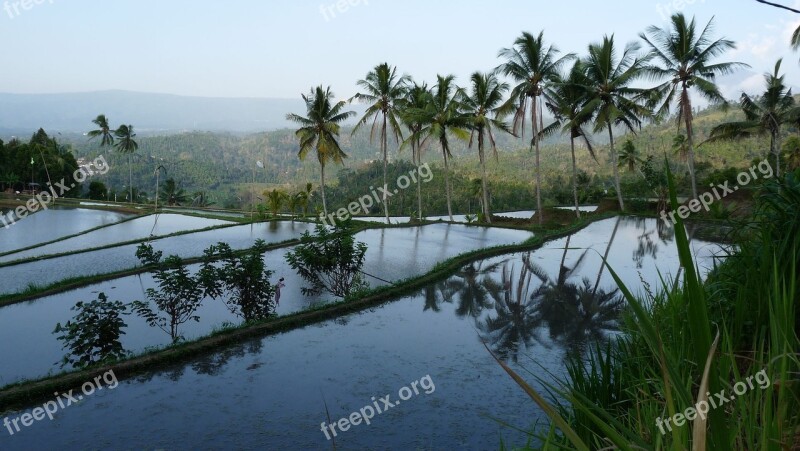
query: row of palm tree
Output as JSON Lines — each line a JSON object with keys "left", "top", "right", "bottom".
{"left": 88, "top": 114, "right": 139, "bottom": 203}
{"left": 288, "top": 13, "right": 751, "bottom": 223}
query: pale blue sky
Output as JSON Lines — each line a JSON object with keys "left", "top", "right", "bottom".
{"left": 0, "top": 0, "right": 798, "bottom": 99}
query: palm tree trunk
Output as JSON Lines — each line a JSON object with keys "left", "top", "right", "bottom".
{"left": 443, "top": 144, "right": 453, "bottom": 222}
{"left": 128, "top": 154, "right": 133, "bottom": 203}
{"left": 681, "top": 86, "right": 698, "bottom": 200}
{"left": 320, "top": 164, "right": 328, "bottom": 217}
{"left": 478, "top": 132, "right": 492, "bottom": 223}
{"left": 570, "top": 137, "right": 581, "bottom": 220}
{"left": 533, "top": 95, "right": 543, "bottom": 225}
{"left": 381, "top": 115, "right": 390, "bottom": 223}
{"left": 415, "top": 136, "right": 423, "bottom": 221}
{"left": 772, "top": 129, "right": 781, "bottom": 178}
{"left": 608, "top": 125, "right": 624, "bottom": 211}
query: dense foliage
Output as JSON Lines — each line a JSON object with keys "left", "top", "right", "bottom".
{"left": 53, "top": 293, "right": 129, "bottom": 369}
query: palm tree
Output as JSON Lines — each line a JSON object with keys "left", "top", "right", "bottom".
{"left": 113, "top": 124, "right": 138, "bottom": 203}
{"left": 159, "top": 178, "right": 187, "bottom": 206}
{"left": 286, "top": 86, "right": 355, "bottom": 217}
{"left": 265, "top": 189, "right": 288, "bottom": 218}
{"left": 640, "top": 13, "right": 747, "bottom": 199}
{"left": 351, "top": 63, "right": 410, "bottom": 223}
{"left": 295, "top": 182, "right": 313, "bottom": 218}
{"left": 88, "top": 114, "right": 115, "bottom": 147}
{"left": 672, "top": 134, "right": 689, "bottom": 162}
{"left": 498, "top": 31, "right": 575, "bottom": 224}
{"left": 404, "top": 75, "right": 470, "bottom": 221}
{"left": 541, "top": 62, "right": 596, "bottom": 219}
{"left": 581, "top": 35, "right": 649, "bottom": 211}
{"left": 462, "top": 72, "right": 512, "bottom": 223}
{"left": 707, "top": 59, "right": 797, "bottom": 177}
{"left": 399, "top": 81, "right": 431, "bottom": 220}
{"left": 618, "top": 139, "right": 642, "bottom": 172}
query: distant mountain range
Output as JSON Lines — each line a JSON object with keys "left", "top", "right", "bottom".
{"left": 0, "top": 90, "right": 355, "bottom": 134}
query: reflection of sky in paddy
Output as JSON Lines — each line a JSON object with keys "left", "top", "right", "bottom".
{"left": 0, "top": 223, "right": 532, "bottom": 384}
{"left": 0, "top": 218, "right": 727, "bottom": 451}
{"left": 0, "top": 213, "right": 233, "bottom": 262}
{"left": 0, "top": 207, "right": 133, "bottom": 253}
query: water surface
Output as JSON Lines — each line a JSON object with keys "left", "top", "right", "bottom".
{"left": 0, "top": 217, "right": 727, "bottom": 450}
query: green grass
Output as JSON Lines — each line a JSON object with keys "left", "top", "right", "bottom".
{"left": 501, "top": 167, "right": 800, "bottom": 449}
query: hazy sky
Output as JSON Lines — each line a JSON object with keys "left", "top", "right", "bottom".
{"left": 1, "top": 0, "right": 799, "bottom": 100}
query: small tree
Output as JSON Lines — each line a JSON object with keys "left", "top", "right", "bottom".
{"left": 285, "top": 221, "right": 368, "bottom": 297}
{"left": 53, "top": 293, "right": 128, "bottom": 369}
{"left": 131, "top": 243, "right": 209, "bottom": 343}
{"left": 202, "top": 240, "right": 277, "bottom": 322}
{"left": 87, "top": 180, "right": 108, "bottom": 200}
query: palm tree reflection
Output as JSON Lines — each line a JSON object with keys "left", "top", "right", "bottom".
{"left": 477, "top": 245, "right": 624, "bottom": 361}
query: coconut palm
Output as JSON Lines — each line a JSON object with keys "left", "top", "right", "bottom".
{"left": 707, "top": 59, "right": 797, "bottom": 177}
{"left": 399, "top": 82, "right": 431, "bottom": 220}
{"left": 286, "top": 86, "right": 355, "bottom": 217}
{"left": 159, "top": 178, "right": 187, "bottom": 206}
{"left": 541, "top": 62, "right": 596, "bottom": 219}
{"left": 672, "top": 133, "right": 689, "bottom": 163}
{"left": 582, "top": 35, "right": 650, "bottom": 211}
{"left": 403, "top": 75, "right": 470, "bottom": 221}
{"left": 498, "top": 31, "right": 575, "bottom": 224}
{"left": 88, "top": 114, "right": 115, "bottom": 147}
{"left": 295, "top": 182, "right": 313, "bottom": 218}
{"left": 113, "top": 124, "right": 138, "bottom": 203}
{"left": 462, "top": 72, "right": 513, "bottom": 223}
{"left": 640, "top": 13, "right": 747, "bottom": 199}
{"left": 351, "top": 63, "right": 410, "bottom": 223}
{"left": 618, "top": 139, "right": 642, "bottom": 172}
{"left": 265, "top": 189, "right": 288, "bottom": 219}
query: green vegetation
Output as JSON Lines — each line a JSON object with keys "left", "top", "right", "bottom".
{"left": 53, "top": 293, "right": 129, "bottom": 369}
{"left": 285, "top": 221, "right": 368, "bottom": 297}
{"left": 0, "top": 129, "right": 80, "bottom": 195}
{"left": 132, "top": 243, "right": 213, "bottom": 343}
{"left": 0, "top": 212, "right": 611, "bottom": 410}
{"left": 285, "top": 86, "right": 356, "bottom": 217}
{"left": 503, "top": 167, "right": 800, "bottom": 449}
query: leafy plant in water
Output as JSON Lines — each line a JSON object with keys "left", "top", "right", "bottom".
{"left": 131, "top": 243, "right": 211, "bottom": 343}
{"left": 53, "top": 292, "right": 129, "bottom": 369}
{"left": 201, "top": 239, "right": 277, "bottom": 322}
{"left": 285, "top": 220, "right": 368, "bottom": 297}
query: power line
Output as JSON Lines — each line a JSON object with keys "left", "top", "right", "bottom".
{"left": 755, "top": 0, "right": 800, "bottom": 14}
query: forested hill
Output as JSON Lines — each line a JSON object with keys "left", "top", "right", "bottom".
{"left": 1, "top": 100, "right": 784, "bottom": 210}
